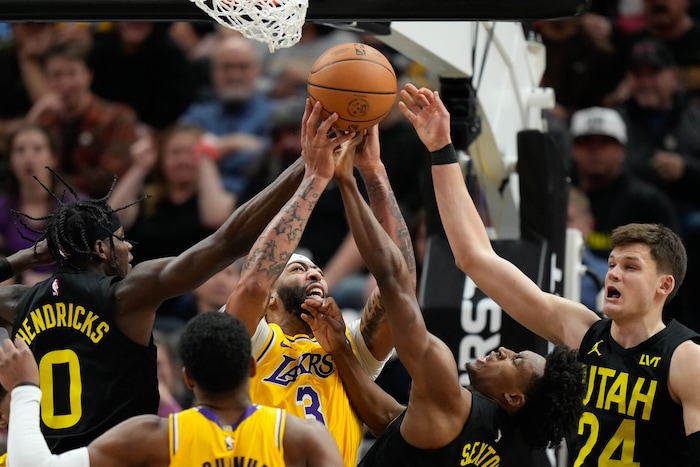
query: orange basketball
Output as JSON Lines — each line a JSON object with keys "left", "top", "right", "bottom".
{"left": 307, "top": 43, "right": 397, "bottom": 132}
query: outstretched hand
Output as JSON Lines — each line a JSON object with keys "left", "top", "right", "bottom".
{"left": 301, "top": 99, "right": 356, "bottom": 180}
{"left": 301, "top": 297, "right": 349, "bottom": 354}
{"left": 398, "top": 83, "right": 452, "bottom": 152}
{"left": 0, "top": 332, "right": 40, "bottom": 391}
{"left": 334, "top": 130, "right": 366, "bottom": 183}
{"left": 353, "top": 125, "right": 381, "bottom": 174}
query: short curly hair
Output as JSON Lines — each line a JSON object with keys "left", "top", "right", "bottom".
{"left": 514, "top": 345, "right": 585, "bottom": 450}
{"left": 178, "top": 312, "right": 252, "bottom": 393}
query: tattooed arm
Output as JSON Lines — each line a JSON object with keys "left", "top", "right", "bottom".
{"left": 225, "top": 101, "right": 355, "bottom": 335}
{"left": 352, "top": 126, "right": 417, "bottom": 360}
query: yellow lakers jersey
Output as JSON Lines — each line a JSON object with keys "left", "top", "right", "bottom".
{"left": 169, "top": 405, "right": 286, "bottom": 466}
{"left": 0, "top": 452, "right": 6, "bottom": 467}
{"left": 250, "top": 322, "right": 363, "bottom": 467}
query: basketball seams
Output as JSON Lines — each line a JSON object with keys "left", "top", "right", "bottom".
{"left": 310, "top": 58, "right": 396, "bottom": 77}
{"left": 307, "top": 84, "right": 396, "bottom": 95}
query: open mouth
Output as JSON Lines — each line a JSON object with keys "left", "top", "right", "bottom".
{"left": 305, "top": 284, "right": 325, "bottom": 299}
{"left": 606, "top": 286, "right": 621, "bottom": 299}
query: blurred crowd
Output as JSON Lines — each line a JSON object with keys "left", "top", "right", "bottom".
{"left": 2, "top": 0, "right": 700, "bottom": 417}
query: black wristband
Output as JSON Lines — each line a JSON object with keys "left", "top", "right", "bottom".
{"left": 0, "top": 258, "right": 13, "bottom": 282}
{"left": 430, "top": 143, "right": 458, "bottom": 165}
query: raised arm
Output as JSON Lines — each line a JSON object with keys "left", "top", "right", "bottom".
{"left": 347, "top": 126, "right": 417, "bottom": 360}
{"left": 225, "top": 100, "right": 355, "bottom": 335}
{"left": 398, "top": 83, "right": 598, "bottom": 349}
{"left": 111, "top": 135, "right": 308, "bottom": 342}
{"left": 0, "top": 241, "right": 52, "bottom": 325}
{"left": 334, "top": 136, "right": 466, "bottom": 446}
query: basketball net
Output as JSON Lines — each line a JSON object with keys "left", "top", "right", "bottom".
{"left": 189, "top": 0, "right": 308, "bottom": 52}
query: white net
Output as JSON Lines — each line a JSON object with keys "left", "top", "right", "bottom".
{"left": 189, "top": 0, "right": 309, "bottom": 52}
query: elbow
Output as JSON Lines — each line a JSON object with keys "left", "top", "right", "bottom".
{"left": 453, "top": 249, "right": 489, "bottom": 275}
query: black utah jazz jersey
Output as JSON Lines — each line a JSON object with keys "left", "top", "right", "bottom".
{"left": 12, "top": 267, "right": 159, "bottom": 453}
{"left": 359, "top": 392, "right": 517, "bottom": 467}
{"left": 569, "top": 318, "right": 699, "bottom": 466}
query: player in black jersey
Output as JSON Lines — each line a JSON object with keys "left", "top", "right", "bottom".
{"left": 0, "top": 135, "right": 311, "bottom": 453}
{"left": 408, "top": 82, "right": 700, "bottom": 466}
{"left": 300, "top": 134, "right": 585, "bottom": 466}
{"left": 0, "top": 312, "right": 344, "bottom": 467}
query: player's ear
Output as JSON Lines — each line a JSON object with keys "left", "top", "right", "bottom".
{"left": 658, "top": 274, "right": 674, "bottom": 298}
{"left": 93, "top": 239, "right": 108, "bottom": 260}
{"left": 249, "top": 357, "right": 257, "bottom": 378}
{"left": 182, "top": 367, "right": 195, "bottom": 390}
{"left": 504, "top": 392, "right": 526, "bottom": 409}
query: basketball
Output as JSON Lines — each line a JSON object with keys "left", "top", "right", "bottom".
{"left": 307, "top": 43, "right": 397, "bottom": 132}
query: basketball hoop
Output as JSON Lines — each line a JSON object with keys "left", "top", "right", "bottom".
{"left": 189, "top": 0, "right": 308, "bottom": 52}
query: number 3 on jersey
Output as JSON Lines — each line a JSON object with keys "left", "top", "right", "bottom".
{"left": 38, "top": 349, "right": 83, "bottom": 429}
{"left": 296, "top": 385, "right": 327, "bottom": 425}
{"left": 574, "top": 412, "right": 640, "bottom": 467}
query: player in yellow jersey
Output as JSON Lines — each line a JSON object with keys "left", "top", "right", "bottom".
{"left": 0, "top": 311, "right": 343, "bottom": 467}
{"left": 224, "top": 100, "right": 415, "bottom": 466}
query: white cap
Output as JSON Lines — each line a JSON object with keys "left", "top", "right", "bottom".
{"left": 570, "top": 107, "right": 627, "bottom": 145}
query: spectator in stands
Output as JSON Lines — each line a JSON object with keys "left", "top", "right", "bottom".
{"left": 608, "top": 0, "right": 700, "bottom": 102}
{"left": 108, "top": 122, "right": 236, "bottom": 333}
{"left": 535, "top": 17, "right": 620, "bottom": 121}
{"left": 179, "top": 34, "right": 274, "bottom": 197}
{"left": 569, "top": 106, "right": 689, "bottom": 322}
{"left": 108, "top": 123, "right": 235, "bottom": 265}
{"left": 0, "top": 124, "right": 80, "bottom": 286}
{"left": 616, "top": 38, "right": 700, "bottom": 235}
{"left": 0, "top": 23, "right": 54, "bottom": 146}
{"left": 26, "top": 41, "right": 138, "bottom": 198}
{"left": 639, "top": 0, "right": 700, "bottom": 95}
{"left": 168, "top": 22, "right": 218, "bottom": 97}
{"left": 153, "top": 330, "right": 187, "bottom": 416}
{"left": 89, "top": 22, "right": 196, "bottom": 130}
{"left": 569, "top": 106, "right": 681, "bottom": 259}
{"left": 617, "top": 37, "right": 700, "bottom": 331}
{"left": 152, "top": 259, "right": 243, "bottom": 333}
{"left": 566, "top": 185, "right": 608, "bottom": 312}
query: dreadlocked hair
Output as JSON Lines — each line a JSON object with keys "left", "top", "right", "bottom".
{"left": 513, "top": 345, "right": 585, "bottom": 450}
{"left": 11, "top": 167, "right": 144, "bottom": 269}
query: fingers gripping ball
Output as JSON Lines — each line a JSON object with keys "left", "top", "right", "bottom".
{"left": 307, "top": 43, "right": 397, "bottom": 132}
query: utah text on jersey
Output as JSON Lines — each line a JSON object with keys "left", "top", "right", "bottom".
{"left": 582, "top": 363, "right": 657, "bottom": 421}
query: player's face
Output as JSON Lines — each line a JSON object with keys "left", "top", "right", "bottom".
{"left": 466, "top": 347, "right": 545, "bottom": 402}
{"left": 274, "top": 259, "right": 327, "bottom": 319}
{"left": 603, "top": 243, "right": 668, "bottom": 320}
{"left": 108, "top": 227, "right": 133, "bottom": 277}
